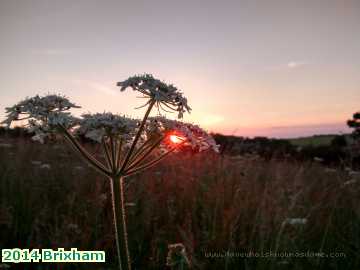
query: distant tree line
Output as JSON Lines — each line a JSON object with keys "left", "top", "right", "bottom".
{"left": 212, "top": 133, "right": 359, "bottom": 168}
{"left": 212, "top": 133, "right": 294, "bottom": 158}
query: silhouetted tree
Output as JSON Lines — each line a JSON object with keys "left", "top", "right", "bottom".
{"left": 347, "top": 112, "right": 360, "bottom": 166}
{"left": 347, "top": 112, "right": 360, "bottom": 139}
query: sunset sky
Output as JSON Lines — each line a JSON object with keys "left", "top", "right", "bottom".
{"left": 0, "top": 0, "right": 359, "bottom": 138}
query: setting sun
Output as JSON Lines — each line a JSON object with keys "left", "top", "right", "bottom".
{"left": 169, "top": 134, "right": 185, "bottom": 144}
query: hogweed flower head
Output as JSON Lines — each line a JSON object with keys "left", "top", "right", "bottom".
{"left": 166, "top": 243, "right": 191, "bottom": 269}
{"left": 76, "top": 112, "right": 139, "bottom": 143}
{"left": 283, "top": 218, "right": 308, "bottom": 226}
{"left": 147, "top": 116, "right": 219, "bottom": 153}
{"left": 3, "top": 94, "right": 80, "bottom": 123}
{"left": 117, "top": 74, "right": 191, "bottom": 118}
{"left": 2, "top": 94, "right": 80, "bottom": 143}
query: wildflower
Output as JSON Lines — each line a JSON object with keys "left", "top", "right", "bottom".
{"left": 283, "top": 218, "right": 307, "bottom": 226}
{"left": 117, "top": 74, "right": 191, "bottom": 118}
{"left": 76, "top": 112, "right": 139, "bottom": 143}
{"left": 39, "top": 164, "right": 51, "bottom": 169}
{"left": 147, "top": 116, "right": 219, "bottom": 152}
{"left": 2, "top": 94, "right": 80, "bottom": 125}
{"left": 313, "top": 157, "right": 324, "bottom": 162}
{"left": 2, "top": 94, "right": 80, "bottom": 143}
{"left": 166, "top": 243, "right": 191, "bottom": 269}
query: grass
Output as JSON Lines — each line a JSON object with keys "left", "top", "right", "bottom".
{"left": 288, "top": 135, "right": 336, "bottom": 147}
{"left": 1, "top": 136, "right": 360, "bottom": 269}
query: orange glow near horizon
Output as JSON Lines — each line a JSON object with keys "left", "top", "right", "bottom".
{"left": 169, "top": 134, "right": 185, "bottom": 144}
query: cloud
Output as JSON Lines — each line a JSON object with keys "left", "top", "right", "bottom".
{"left": 266, "top": 61, "right": 308, "bottom": 71}
{"left": 72, "top": 80, "right": 119, "bottom": 96}
{"left": 31, "top": 49, "right": 71, "bottom": 56}
{"left": 287, "top": 61, "right": 307, "bottom": 69}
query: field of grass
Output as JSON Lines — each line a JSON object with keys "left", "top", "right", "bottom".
{"left": 288, "top": 135, "right": 337, "bottom": 147}
{"left": 1, "top": 136, "right": 360, "bottom": 269}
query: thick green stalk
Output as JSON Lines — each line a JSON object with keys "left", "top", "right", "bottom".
{"left": 110, "top": 175, "right": 131, "bottom": 270}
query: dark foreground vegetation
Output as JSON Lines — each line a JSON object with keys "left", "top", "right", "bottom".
{"left": 0, "top": 130, "right": 360, "bottom": 269}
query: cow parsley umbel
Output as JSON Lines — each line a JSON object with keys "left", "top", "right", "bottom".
{"left": 76, "top": 113, "right": 138, "bottom": 143}
{"left": 117, "top": 74, "right": 191, "bottom": 118}
{"left": 3, "top": 74, "right": 218, "bottom": 270}
{"left": 2, "top": 94, "right": 80, "bottom": 143}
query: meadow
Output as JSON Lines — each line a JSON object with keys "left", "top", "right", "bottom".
{"left": 0, "top": 134, "right": 360, "bottom": 269}
{"left": 289, "top": 135, "right": 337, "bottom": 147}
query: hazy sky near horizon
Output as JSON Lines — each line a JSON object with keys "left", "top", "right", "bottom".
{"left": 0, "top": 0, "right": 359, "bottom": 138}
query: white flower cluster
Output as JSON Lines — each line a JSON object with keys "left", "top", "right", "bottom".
{"left": 28, "top": 113, "right": 79, "bottom": 143}
{"left": 166, "top": 243, "right": 190, "bottom": 268}
{"left": 76, "top": 113, "right": 139, "bottom": 143}
{"left": 117, "top": 74, "right": 191, "bottom": 118}
{"left": 147, "top": 116, "right": 219, "bottom": 152}
{"left": 283, "top": 218, "right": 308, "bottom": 226}
{"left": 3, "top": 94, "right": 79, "bottom": 125}
{"left": 2, "top": 94, "right": 80, "bottom": 143}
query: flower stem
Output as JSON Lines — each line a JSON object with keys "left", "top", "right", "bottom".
{"left": 110, "top": 175, "right": 131, "bottom": 270}
{"left": 116, "top": 138, "right": 124, "bottom": 169}
{"left": 125, "top": 136, "right": 164, "bottom": 172}
{"left": 125, "top": 142, "right": 184, "bottom": 176}
{"left": 103, "top": 138, "right": 114, "bottom": 170}
{"left": 119, "top": 99, "right": 156, "bottom": 174}
{"left": 59, "top": 124, "right": 111, "bottom": 176}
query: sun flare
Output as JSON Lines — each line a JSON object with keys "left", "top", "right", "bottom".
{"left": 169, "top": 134, "right": 185, "bottom": 144}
